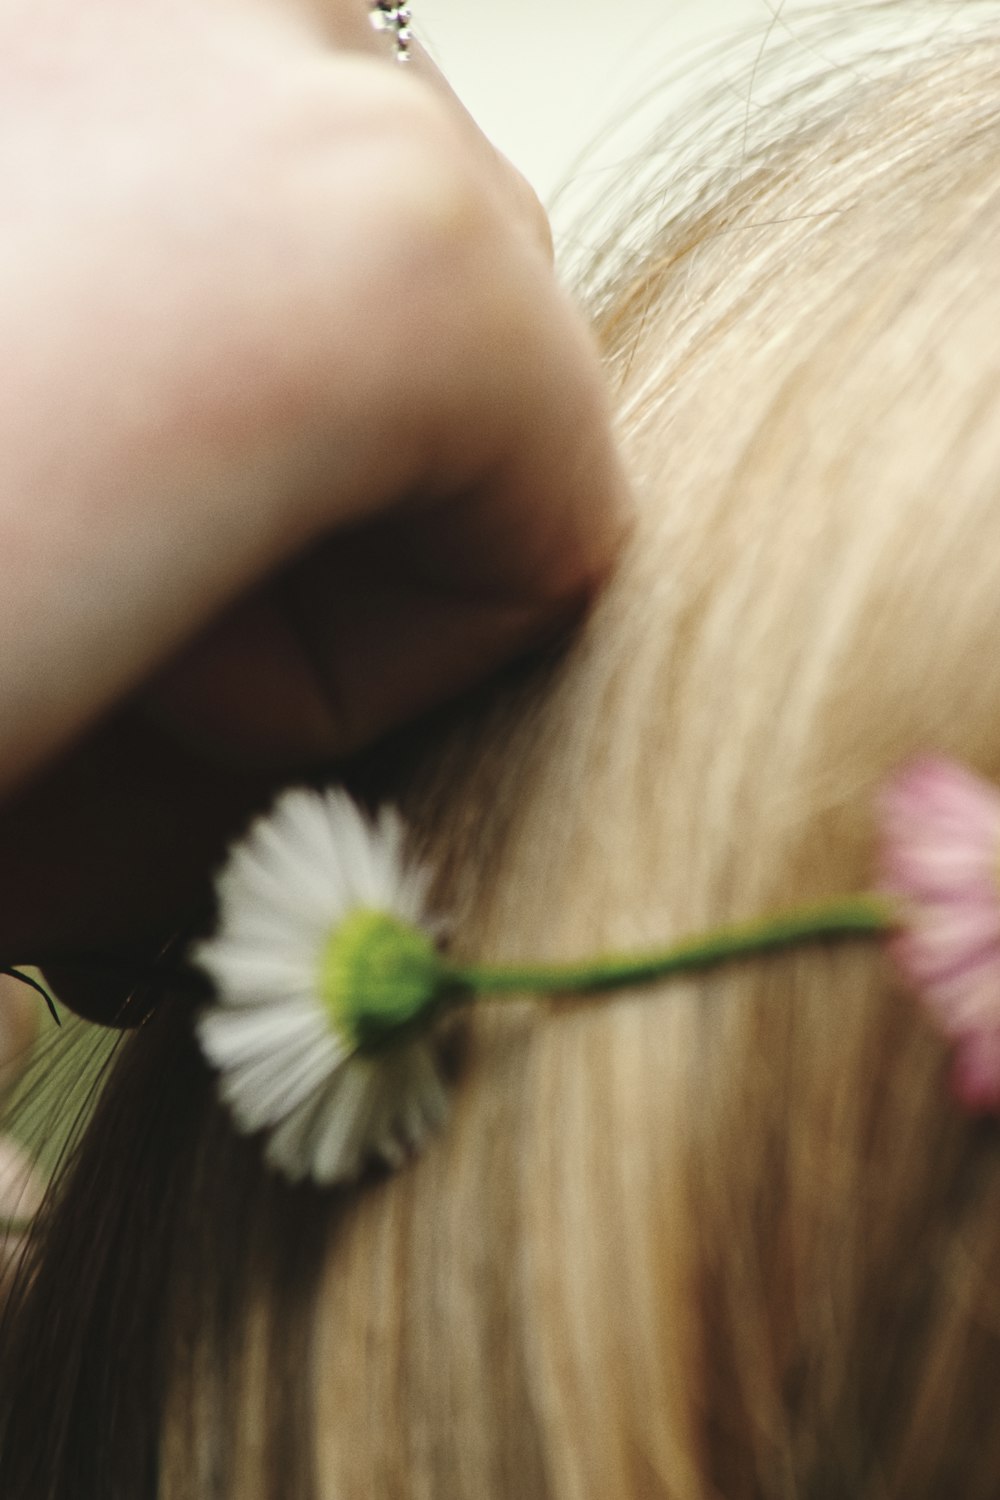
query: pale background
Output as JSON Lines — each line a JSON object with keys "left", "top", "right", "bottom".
{"left": 415, "top": 1, "right": 982, "bottom": 254}
{"left": 417, "top": 0, "right": 810, "bottom": 239}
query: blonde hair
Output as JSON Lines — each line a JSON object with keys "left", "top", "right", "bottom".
{"left": 7, "top": 9, "right": 1000, "bottom": 1497}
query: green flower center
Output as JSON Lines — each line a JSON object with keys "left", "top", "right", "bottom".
{"left": 318, "top": 908, "right": 445, "bottom": 1051}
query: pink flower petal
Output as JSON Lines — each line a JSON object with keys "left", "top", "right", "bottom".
{"left": 879, "top": 757, "right": 1000, "bottom": 1108}
{"left": 881, "top": 758, "right": 1000, "bottom": 896}
{"left": 890, "top": 901, "right": 1000, "bottom": 986}
{"left": 950, "top": 1027, "right": 1000, "bottom": 1116}
{"left": 908, "top": 947, "right": 1000, "bottom": 1036}
{"left": 883, "top": 839, "right": 998, "bottom": 899}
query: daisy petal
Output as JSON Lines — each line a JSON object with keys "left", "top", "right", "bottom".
{"left": 265, "top": 1085, "right": 345, "bottom": 1183}
{"left": 192, "top": 785, "right": 448, "bottom": 1185}
{"left": 310, "top": 1061, "right": 379, "bottom": 1185}
{"left": 217, "top": 1027, "right": 344, "bottom": 1132}
{"left": 197, "top": 999, "right": 326, "bottom": 1070}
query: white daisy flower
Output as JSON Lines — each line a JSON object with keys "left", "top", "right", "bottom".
{"left": 192, "top": 788, "right": 451, "bottom": 1187}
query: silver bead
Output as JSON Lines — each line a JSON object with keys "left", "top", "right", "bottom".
{"left": 369, "top": 2, "right": 415, "bottom": 62}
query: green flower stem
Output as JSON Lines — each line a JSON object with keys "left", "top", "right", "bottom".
{"left": 443, "top": 895, "right": 896, "bottom": 999}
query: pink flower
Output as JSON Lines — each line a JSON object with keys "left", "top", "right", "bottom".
{"left": 879, "top": 756, "right": 1000, "bottom": 1114}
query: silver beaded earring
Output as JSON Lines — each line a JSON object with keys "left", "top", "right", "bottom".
{"left": 369, "top": 2, "right": 415, "bottom": 64}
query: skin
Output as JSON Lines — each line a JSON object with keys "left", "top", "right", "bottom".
{"left": 0, "top": 0, "right": 628, "bottom": 1015}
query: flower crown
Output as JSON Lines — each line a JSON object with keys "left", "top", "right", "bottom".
{"left": 191, "top": 756, "right": 1000, "bottom": 1187}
